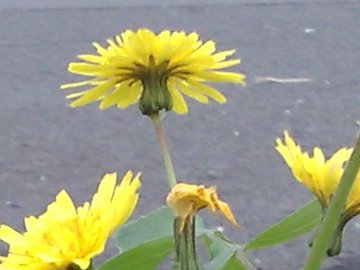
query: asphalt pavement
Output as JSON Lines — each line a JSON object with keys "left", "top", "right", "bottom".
{"left": 0, "top": 1, "right": 359, "bottom": 269}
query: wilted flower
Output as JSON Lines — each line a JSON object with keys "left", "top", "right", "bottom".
{"left": 167, "top": 183, "right": 239, "bottom": 270}
{"left": 0, "top": 171, "right": 141, "bottom": 270}
{"left": 61, "top": 28, "right": 245, "bottom": 116}
{"left": 276, "top": 130, "right": 360, "bottom": 255}
{"left": 167, "top": 183, "right": 239, "bottom": 232}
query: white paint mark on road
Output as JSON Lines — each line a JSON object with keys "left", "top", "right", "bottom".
{"left": 254, "top": 77, "right": 312, "bottom": 84}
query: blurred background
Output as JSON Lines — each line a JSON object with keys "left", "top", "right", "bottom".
{"left": 0, "top": 1, "right": 359, "bottom": 269}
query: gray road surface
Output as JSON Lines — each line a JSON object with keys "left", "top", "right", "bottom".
{"left": 0, "top": 1, "right": 359, "bottom": 269}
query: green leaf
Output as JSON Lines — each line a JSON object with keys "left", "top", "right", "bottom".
{"left": 244, "top": 199, "right": 322, "bottom": 251}
{"left": 115, "top": 206, "right": 209, "bottom": 252}
{"left": 97, "top": 238, "right": 173, "bottom": 270}
{"left": 97, "top": 206, "right": 175, "bottom": 270}
{"left": 201, "top": 234, "right": 214, "bottom": 260}
{"left": 204, "top": 233, "right": 246, "bottom": 270}
{"left": 205, "top": 249, "right": 244, "bottom": 270}
{"left": 221, "top": 255, "right": 247, "bottom": 270}
{"left": 103, "top": 206, "right": 211, "bottom": 270}
{"left": 115, "top": 206, "right": 174, "bottom": 252}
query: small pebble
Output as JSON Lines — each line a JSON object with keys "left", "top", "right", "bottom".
{"left": 304, "top": 28, "right": 316, "bottom": 34}
{"left": 5, "top": 201, "right": 21, "bottom": 208}
{"left": 216, "top": 226, "right": 224, "bottom": 232}
{"left": 208, "top": 169, "right": 218, "bottom": 180}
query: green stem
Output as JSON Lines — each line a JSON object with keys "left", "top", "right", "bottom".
{"left": 174, "top": 217, "right": 201, "bottom": 270}
{"left": 236, "top": 250, "right": 257, "bottom": 270}
{"left": 304, "top": 134, "right": 360, "bottom": 270}
{"left": 150, "top": 113, "right": 177, "bottom": 189}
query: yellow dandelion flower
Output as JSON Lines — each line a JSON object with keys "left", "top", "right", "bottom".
{"left": 276, "top": 131, "right": 360, "bottom": 216}
{"left": 61, "top": 28, "right": 245, "bottom": 115}
{"left": 0, "top": 171, "right": 141, "bottom": 270}
{"left": 166, "top": 183, "right": 239, "bottom": 232}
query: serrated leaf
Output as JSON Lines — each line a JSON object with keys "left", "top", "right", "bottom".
{"left": 97, "top": 238, "right": 173, "bottom": 270}
{"left": 244, "top": 199, "right": 321, "bottom": 251}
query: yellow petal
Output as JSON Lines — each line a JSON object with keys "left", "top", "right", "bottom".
{"left": 109, "top": 172, "right": 141, "bottom": 230}
{"left": 191, "top": 40, "right": 215, "bottom": 57}
{"left": 0, "top": 225, "right": 23, "bottom": 245}
{"left": 68, "top": 80, "right": 116, "bottom": 107}
{"left": 68, "top": 63, "right": 103, "bottom": 75}
{"left": 60, "top": 80, "right": 94, "bottom": 90}
{"left": 212, "top": 50, "right": 236, "bottom": 62}
{"left": 216, "top": 200, "right": 240, "bottom": 227}
{"left": 168, "top": 80, "right": 188, "bottom": 114}
{"left": 72, "top": 258, "right": 91, "bottom": 270}
{"left": 45, "top": 191, "right": 77, "bottom": 220}
{"left": 212, "top": 59, "right": 241, "bottom": 69}
{"left": 92, "top": 42, "right": 109, "bottom": 57}
{"left": 197, "top": 71, "right": 246, "bottom": 84}
{"left": 110, "top": 81, "right": 142, "bottom": 109}
{"left": 90, "top": 173, "right": 117, "bottom": 212}
{"left": 77, "top": 54, "right": 105, "bottom": 64}
{"left": 188, "top": 81, "right": 227, "bottom": 104}
{"left": 176, "top": 80, "right": 209, "bottom": 104}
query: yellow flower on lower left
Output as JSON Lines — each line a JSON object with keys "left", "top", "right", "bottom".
{"left": 0, "top": 171, "right": 141, "bottom": 270}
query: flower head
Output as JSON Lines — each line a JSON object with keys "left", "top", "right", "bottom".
{"left": 61, "top": 28, "right": 245, "bottom": 115}
{"left": 166, "top": 183, "right": 239, "bottom": 232}
{"left": 0, "top": 171, "right": 141, "bottom": 270}
{"left": 276, "top": 131, "right": 360, "bottom": 216}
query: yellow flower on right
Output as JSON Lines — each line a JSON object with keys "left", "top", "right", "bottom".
{"left": 276, "top": 130, "right": 360, "bottom": 217}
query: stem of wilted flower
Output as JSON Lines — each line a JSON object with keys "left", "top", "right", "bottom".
{"left": 150, "top": 113, "right": 177, "bottom": 189}
{"left": 174, "top": 216, "right": 200, "bottom": 270}
{"left": 304, "top": 134, "right": 360, "bottom": 270}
